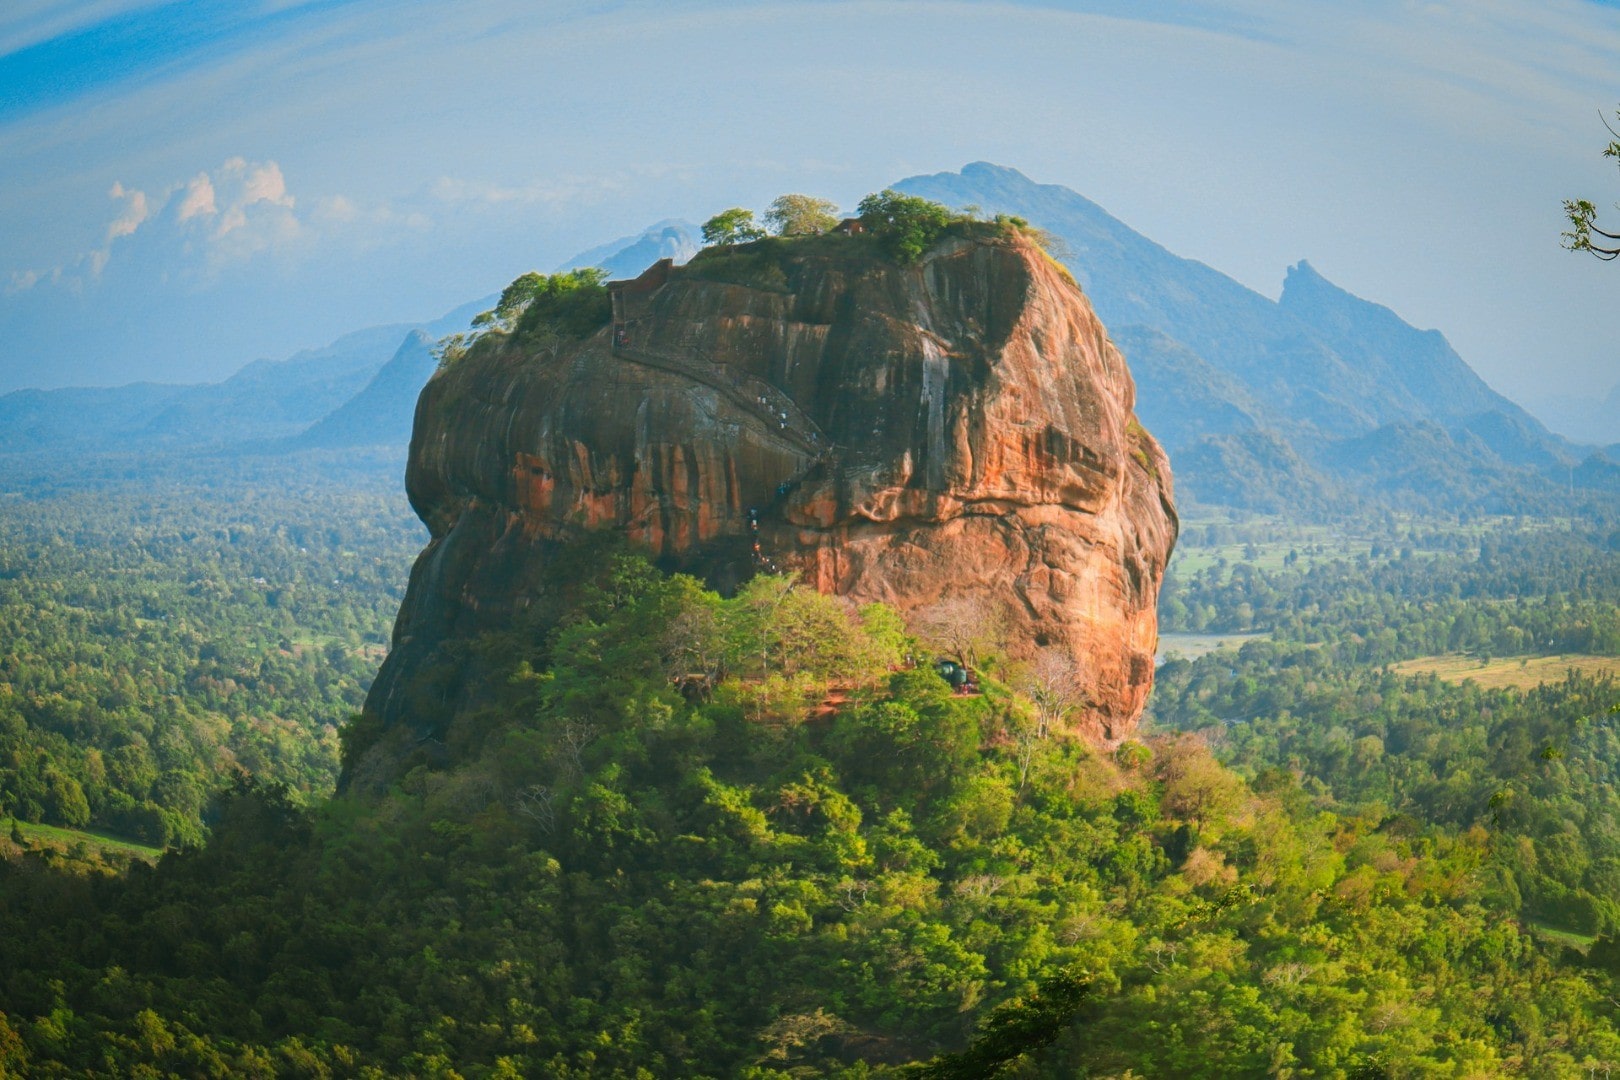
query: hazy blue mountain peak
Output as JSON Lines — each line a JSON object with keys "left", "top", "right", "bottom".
{"left": 1278, "top": 256, "right": 1513, "bottom": 423}
{"left": 293, "top": 329, "right": 438, "bottom": 449}
{"left": 560, "top": 219, "right": 700, "bottom": 281}
{"left": 1282, "top": 258, "right": 1437, "bottom": 342}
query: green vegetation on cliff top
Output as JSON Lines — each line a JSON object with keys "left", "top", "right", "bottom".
{"left": 438, "top": 191, "right": 1053, "bottom": 368}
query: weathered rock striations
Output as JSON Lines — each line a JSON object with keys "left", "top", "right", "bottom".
{"left": 361, "top": 229, "right": 1176, "bottom": 774}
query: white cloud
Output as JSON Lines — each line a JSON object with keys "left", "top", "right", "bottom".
{"left": 5, "top": 268, "right": 41, "bottom": 294}
{"left": 175, "top": 173, "right": 216, "bottom": 222}
{"left": 104, "top": 180, "right": 149, "bottom": 240}
{"left": 199, "top": 157, "right": 298, "bottom": 253}
{"left": 226, "top": 156, "right": 292, "bottom": 212}
{"left": 7, "top": 155, "right": 317, "bottom": 291}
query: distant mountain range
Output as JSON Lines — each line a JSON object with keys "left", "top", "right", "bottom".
{"left": 0, "top": 219, "right": 707, "bottom": 463}
{"left": 0, "top": 303, "right": 486, "bottom": 456}
{"left": 0, "top": 171, "right": 1609, "bottom": 514}
{"left": 289, "top": 330, "right": 440, "bottom": 450}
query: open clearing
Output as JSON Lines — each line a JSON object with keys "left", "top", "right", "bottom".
{"left": 1168, "top": 513, "right": 1579, "bottom": 577}
{"left": 1157, "top": 632, "right": 1269, "bottom": 663}
{"left": 1389, "top": 654, "right": 1620, "bottom": 691}
{"left": 5, "top": 818, "right": 162, "bottom": 863}
{"left": 1528, "top": 921, "right": 1596, "bottom": 953}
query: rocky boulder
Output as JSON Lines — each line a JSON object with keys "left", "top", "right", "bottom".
{"left": 363, "top": 227, "right": 1176, "bottom": 763}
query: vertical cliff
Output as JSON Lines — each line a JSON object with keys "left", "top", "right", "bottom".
{"left": 360, "top": 226, "right": 1176, "bottom": 773}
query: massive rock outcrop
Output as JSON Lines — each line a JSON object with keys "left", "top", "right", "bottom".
{"left": 361, "top": 228, "right": 1176, "bottom": 771}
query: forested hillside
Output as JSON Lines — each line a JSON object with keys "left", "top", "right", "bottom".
{"left": 1152, "top": 514, "right": 1620, "bottom": 952}
{"left": 5, "top": 508, "right": 1620, "bottom": 1074}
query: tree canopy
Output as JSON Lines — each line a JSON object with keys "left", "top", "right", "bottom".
{"left": 1562, "top": 106, "right": 1620, "bottom": 260}
{"left": 701, "top": 207, "right": 767, "bottom": 247}
{"left": 765, "top": 194, "right": 840, "bottom": 236}
{"left": 857, "top": 189, "right": 965, "bottom": 264}
{"left": 8, "top": 502, "right": 1620, "bottom": 1074}
{"left": 473, "top": 267, "right": 610, "bottom": 335}
{"left": 439, "top": 267, "right": 611, "bottom": 365}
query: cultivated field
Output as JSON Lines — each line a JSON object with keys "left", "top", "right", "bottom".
{"left": 1389, "top": 653, "right": 1620, "bottom": 691}
{"left": 1157, "top": 632, "right": 1269, "bottom": 662}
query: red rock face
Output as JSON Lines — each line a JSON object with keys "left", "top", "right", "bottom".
{"left": 368, "top": 231, "right": 1176, "bottom": 753}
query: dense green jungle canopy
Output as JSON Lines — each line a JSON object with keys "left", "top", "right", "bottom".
{"left": 4, "top": 452, "right": 1620, "bottom": 1076}
{"left": 0, "top": 453, "right": 421, "bottom": 846}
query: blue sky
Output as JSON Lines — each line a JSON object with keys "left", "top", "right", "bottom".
{"left": 2, "top": 0, "right": 1619, "bottom": 437}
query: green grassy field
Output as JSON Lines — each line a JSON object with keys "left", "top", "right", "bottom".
{"left": 5, "top": 817, "right": 163, "bottom": 863}
{"left": 1528, "top": 920, "right": 1597, "bottom": 953}
{"left": 1167, "top": 513, "right": 1581, "bottom": 578}
{"left": 1388, "top": 653, "right": 1620, "bottom": 691}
